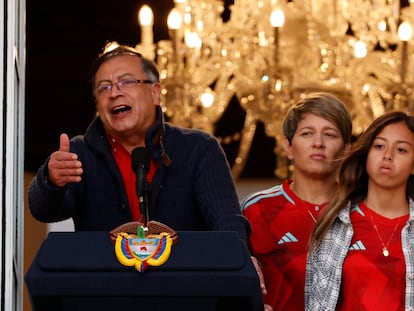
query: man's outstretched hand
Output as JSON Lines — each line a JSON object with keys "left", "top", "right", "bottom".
{"left": 47, "top": 133, "right": 83, "bottom": 187}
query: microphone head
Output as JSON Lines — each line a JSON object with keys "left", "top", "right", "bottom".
{"left": 131, "top": 147, "right": 150, "bottom": 172}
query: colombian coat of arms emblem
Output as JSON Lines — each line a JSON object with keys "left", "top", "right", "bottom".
{"left": 110, "top": 221, "right": 178, "bottom": 272}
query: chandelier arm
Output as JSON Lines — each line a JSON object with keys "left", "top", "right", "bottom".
{"left": 231, "top": 110, "right": 257, "bottom": 180}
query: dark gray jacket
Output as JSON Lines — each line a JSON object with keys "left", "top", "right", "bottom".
{"left": 28, "top": 106, "right": 250, "bottom": 243}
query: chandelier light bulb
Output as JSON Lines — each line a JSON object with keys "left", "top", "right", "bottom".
{"left": 200, "top": 89, "right": 215, "bottom": 108}
{"left": 354, "top": 40, "right": 367, "bottom": 58}
{"left": 184, "top": 11, "right": 192, "bottom": 25}
{"left": 378, "top": 20, "right": 387, "bottom": 32}
{"left": 137, "top": 5, "right": 154, "bottom": 47}
{"left": 185, "top": 32, "right": 202, "bottom": 49}
{"left": 270, "top": 9, "right": 285, "bottom": 28}
{"left": 167, "top": 9, "right": 182, "bottom": 30}
{"left": 398, "top": 21, "right": 413, "bottom": 41}
{"left": 274, "top": 79, "right": 283, "bottom": 92}
{"left": 138, "top": 5, "right": 154, "bottom": 27}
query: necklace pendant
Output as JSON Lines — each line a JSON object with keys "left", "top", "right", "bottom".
{"left": 383, "top": 248, "right": 389, "bottom": 257}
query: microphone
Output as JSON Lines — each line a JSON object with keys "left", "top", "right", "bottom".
{"left": 131, "top": 147, "right": 150, "bottom": 220}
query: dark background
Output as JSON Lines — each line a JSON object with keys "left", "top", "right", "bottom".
{"left": 25, "top": 0, "right": 276, "bottom": 178}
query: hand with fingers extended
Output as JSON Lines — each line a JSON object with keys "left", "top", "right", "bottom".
{"left": 47, "top": 133, "right": 83, "bottom": 187}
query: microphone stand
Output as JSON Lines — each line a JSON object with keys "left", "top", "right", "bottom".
{"left": 140, "top": 178, "right": 151, "bottom": 222}
{"left": 131, "top": 146, "right": 151, "bottom": 223}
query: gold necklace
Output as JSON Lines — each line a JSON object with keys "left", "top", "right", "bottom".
{"left": 291, "top": 183, "right": 317, "bottom": 223}
{"left": 367, "top": 208, "right": 401, "bottom": 257}
{"left": 302, "top": 202, "right": 317, "bottom": 223}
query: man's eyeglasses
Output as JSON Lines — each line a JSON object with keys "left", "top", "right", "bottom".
{"left": 96, "top": 78, "right": 154, "bottom": 96}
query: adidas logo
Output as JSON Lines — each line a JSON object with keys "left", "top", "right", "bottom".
{"left": 278, "top": 232, "right": 299, "bottom": 244}
{"left": 349, "top": 240, "right": 366, "bottom": 251}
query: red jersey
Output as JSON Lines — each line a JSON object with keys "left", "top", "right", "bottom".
{"left": 241, "top": 179, "right": 325, "bottom": 311}
{"left": 338, "top": 202, "right": 407, "bottom": 311}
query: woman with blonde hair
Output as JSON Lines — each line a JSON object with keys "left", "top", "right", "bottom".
{"left": 242, "top": 92, "right": 353, "bottom": 310}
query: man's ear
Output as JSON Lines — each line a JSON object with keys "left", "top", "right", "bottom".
{"left": 152, "top": 83, "right": 162, "bottom": 106}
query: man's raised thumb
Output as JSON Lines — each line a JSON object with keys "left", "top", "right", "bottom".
{"left": 59, "top": 133, "right": 70, "bottom": 152}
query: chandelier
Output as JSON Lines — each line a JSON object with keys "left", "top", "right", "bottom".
{"left": 131, "top": 0, "right": 414, "bottom": 179}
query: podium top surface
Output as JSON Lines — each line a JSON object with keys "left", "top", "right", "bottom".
{"left": 37, "top": 230, "right": 246, "bottom": 271}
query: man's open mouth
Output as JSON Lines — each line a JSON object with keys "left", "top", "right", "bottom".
{"left": 112, "top": 105, "right": 131, "bottom": 114}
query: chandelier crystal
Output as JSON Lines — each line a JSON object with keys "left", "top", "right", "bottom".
{"left": 132, "top": 0, "right": 414, "bottom": 179}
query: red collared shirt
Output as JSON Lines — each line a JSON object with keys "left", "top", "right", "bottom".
{"left": 107, "top": 134, "right": 158, "bottom": 222}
